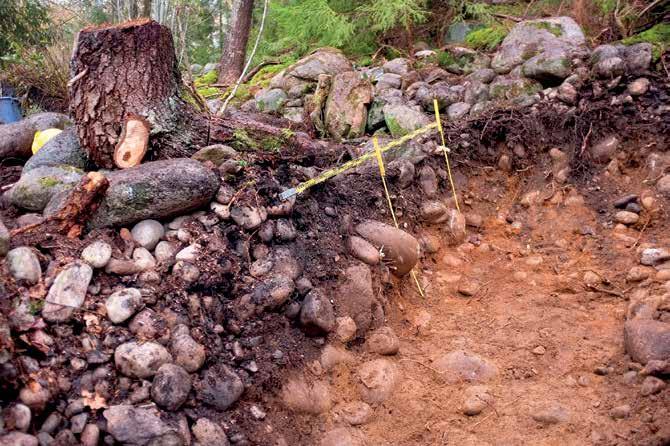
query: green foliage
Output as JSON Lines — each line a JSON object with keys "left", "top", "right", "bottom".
{"left": 195, "top": 70, "right": 218, "bottom": 87}
{"left": 357, "top": 0, "right": 427, "bottom": 32}
{"left": 451, "top": 1, "right": 493, "bottom": 23}
{"left": 0, "top": 0, "right": 52, "bottom": 61}
{"left": 622, "top": 23, "right": 670, "bottom": 61}
{"left": 596, "top": 0, "right": 617, "bottom": 14}
{"left": 465, "top": 25, "right": 507, "bottom": 51}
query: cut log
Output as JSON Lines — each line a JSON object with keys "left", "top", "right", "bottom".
{"left": 114, "top": 115, "right": 150, "bottom": 168}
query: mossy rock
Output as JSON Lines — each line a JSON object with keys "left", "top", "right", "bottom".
{"left": 24, "top": 127, "right": 91, "bottom": 172}
{"left": 622, "top": 23, "right": 670, "bottom": 61}
{"left": 10, "top": 165, "right": 83, "bottom": 211}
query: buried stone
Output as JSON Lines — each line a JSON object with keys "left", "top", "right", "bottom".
{"left": 355, "top": 220, "right": 420, "bottom": 276}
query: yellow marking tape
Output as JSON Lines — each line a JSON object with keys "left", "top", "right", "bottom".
{"left": 373, "top": 137, "right": 425, "bottom": 298}
{"left": 279, "top": 122, "right": 438, "bottom": 200}
{"left": 433, "top": 99, "right": 461, "bottom": 213}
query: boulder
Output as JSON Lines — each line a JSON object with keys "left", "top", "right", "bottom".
{"left": 0, "top": 112, "right": 70, "bottom": 159}
{"left": 88, "top": 159, "right": 220, "bottom": 228}
{"left": 103, "top": 405, "right": 172, "bottom": 445}
{"left": 23, "top": 127, "right": 90, "bottom": 172}
{"left": 10, "top": 165, "right": 84, "bottom": 211}
{"left": 355, "top": 220, "right": 419, "bottom": 276}
{"left": 382, "top": 104, "right": 430, "bottom": 137}
{"left": 491, "top": 17, "right": 587, "bottom": 77}
{"left": 255, "top": 88, "right": 287, "bottom": 112}
{"left": 367, "top": 89, "right": 403, "bottom": 132}
{"left": 624, "top": 319, "right": 670, "bottom": 364}
{"left": 522, "top": 55, "right": 572, "bottom": 85}
{"left": 300, "top": 289, "right": 335, "bottom": 335}
{"left": 42, "top": 263, "right": 93, "bottom": 322}
{"left": 336, "top": 264, "right": 375, "bottom": 334}
{"left": 382, "top": 58, "right": 411, "bottom": 76}
{"left": 324, "top": 72, "right": 372, "bottom": 140}
{"left": 285, "top": 48, "right": 353, "bottom": 81}
{"left": 489, "top": 76, "right": 542, "bottom": 101}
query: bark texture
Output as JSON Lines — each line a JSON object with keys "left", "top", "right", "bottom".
{"left": 69, "top": 19, "right": 206, "bottom": 169}
{"left": 218, "top": 0, "right": 255, "bottom": 85}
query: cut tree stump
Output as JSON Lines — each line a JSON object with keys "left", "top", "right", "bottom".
{"left": 68, "top": 19, "right": 339, "bottom": 168}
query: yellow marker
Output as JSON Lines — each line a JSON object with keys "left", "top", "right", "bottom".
{"left": 433, "top": 99, "right": 461, "bottom": 213}
{"left": 32, "top": 128, "right": 62, "bottom": 154}
{"left": 373, "top": 137, "right": 425, "bottom": 298}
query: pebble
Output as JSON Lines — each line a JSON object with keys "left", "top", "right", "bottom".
{"left": 81, "top": 240, "right": 112, "bottom": 268}
{"left": 609, "top": 404, "right": 631, "bottom": 419}
{"left": 365, "top": 327, "right": 399, "bottom": 355}
{"left": 640, "top": 376, "right": 666, "bottom": 396}
{"left": 131, "top": 220, "right": 165, "bottom": 250}
{"left": 458, "top": 280, "right": 479, "bottom": 297}
{"left": 196, "top": 365, "right": 244, "bottom": 411}
{"left": 532, "top": 346, "right": 546, "bottom": 355}
{"left": 151, "top": 363, "right": 192, "bottom": 410}
{"left": 627, "top": 266, "right": 651, "bottom": 282}
{"left": 173, "top": 261, "right": 200, "bottom": 282}
{"left": 347, "top": 236, "right": 380, "bottom": 265}
{"left": 114, "top": 341, "right": 172, "bottom": 378}
{"left": 357, "top": 359, "right": 398, "bottom": 404}
{"left": 275, "top": 219, "right": 297, "bottom": 241}
{"left": 7, "top": 403, "right": 31, "bottom": 431}
{"left": 104, "top": 405, "right": 171, "bottom": 445}
{"left": 132, "top": 247, "right": 157, "bottom": 270}
{"left": 462, "top": 386, "right": 493, "bottom": 416}
{"left": 0, "top": 432, "right": 38, "bottom": 446}
{"left": 7, "top": 247, "right": 42, "bottom": 284}
{"left": 300, "top": 289, "right": 335, "bottom": 335}
{"left": 583, "top": 271, "right": 601, "bottom": 287}
{"left": 230, "top": 205, "right": 267, "bottom": 230}
{"left": 615, "top": 210, "right": 639, "bottom": 225}
{"left": 335, "top": 401, "right": 373, "bottom": 425}
{"left": 320, "top": 345, "right": 354, "bottom": 370}
{"left": 171, "top": 324, "right": 206, "bottom": 372}
{"left": 531, "top": 403, "right": 570, "bottom": 424}
{"left": 70, "top": 413, "right": 88, "bottom": 434}
{"left": 105, "top": 288, "right": 142, "bottom": 324}
{"left": 0, "top": 218, "right": 8, "bottom": 257}
{"left": 281, "top": 376, "right": 332, "bottom": 414}
{"left": 42, "top": 263, "right": 93, "bottom": 322}
{"left": 627, "top": 77, "right": 650, "bottom": 96}
{"left": 19, "top": 382, "right": 51, "bottom": 410}
{"left": 624, "top": 319, "right": 670, "bottom": 364}
{"left": 175, "top": 244, "right": 200, "bottom": 262}
{"left": 355, "top": 220, "right": 419, "bottom": 276}
{"left": 335, "top": 317, "right": 357, "bottom": 343}
{"left": 640, "top": 248, "right": 670, "bottom": 266}
{"left": 191, "top": 418, "right": 230, "bottom": 446}
{"left": 433, "top": 350, "right": 498, "bottom": 384}
{"left": 250, "top": 405, "right": 266, "bottom": 420}
{"left": 80, "top": 424, "right": 100, "bottom": 446}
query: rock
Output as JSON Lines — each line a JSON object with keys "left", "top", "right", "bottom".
{"left": 10, "top": 165, "right": 83, "bottom": 211}
{"left": 114, "top": 341, "right": 172, "bottom": 378}
{"left": 23, "top": 127, "right": 89, "bottom": 172}
{"left": 489, "top": 76, "right": 542, "bottom": 101}
{"left": 0, "top": 432, "right": 38, "bottom": 446}
{"left": 105, "top": 288, "right": 142, "bottom": 324}
{"left": 367, "top": 89, "right": 403, "bottom": 132}
{"left": 434, "top": 350, "right": 498, "bottom": 384}
{"left": 282, "top": 377, "right": 332, "bottom": 414}
{"left": 624, "top": 319, "right": 670, "bottom": 364}
{"left": 7, "top": 403, "right": 31, "bottom": 431}
{"left": 171, "top": 325, "right": 206, "bottom": 372}
{"left": 623, "top": 43, "right": 652, "bottom": 74}
{"left": 627, "top": 266, "right": 651, "bottom": 282}
{"left": 357, "top": 359, "right": 398, "bottom": 404}
{"left": 230, "top": 205, "right": 267, "bottom": 230}
{"left": 7, "top": 247, "right": 41, "bottom": 284}
{"left": 640, "top": 376, "right": 666, "bottom": 396}
{"left": 133, "top": 247, "right": 157, "bottom": 270}
{"left": 80, "top": 424, "right": 100, "bottom": 446}
{"left": 42, "top": 263, "right": 92, "bottom": 322}
{"left": 334, "top": 401, "right": 373, "bottom": 426}
{"left": 104, "top": 405, "right": 171, "bottom": 445}
{"left": 89, "top": 159, "right": 220, "bottom": 228}
{"left": 151, "top": 363, "right": 192, "bottom": 410}
{"left": 0, "top": 219, "right": 8, "bottom": 257}
{"left": 557, "top": 81, "right": 578, "bottom": 104}
{"left": 19, "top": 382, "right": 51, "bottom": 410}
{"left": 320, "top": 427, "right": 366, "bottom": 446}
{"left": 320, "top": 344, "right": 354, "bottom": 370}
{"left": 640, "top": 248, "right": 670, "bottom": 266}
{"left": 447, "top": 102, "right": 471, "bottom": 120}
{"left": 383, "top": 104, "right": 430, "bottom": 137}
{"left": 355, "top": 220, "right": 420, "bottom": 276}
{"left": 255, "top": 88, "right": 287, "bottom": 112}
{"left": 336, "top": 264, "right": 374, "bottom": 334}
{"left": 609, "top": 404, "right": 631, "bottom": 419}
{"left": 251, "top": 275, "right": 295, "bottom": 309}
{"left": 418, "top": 165, "right": 438, "bottom": 197}
{"left": 590, "top": 135, "right": 619, "bottom": 163}
{"left": 656, "top": 175, "right": 670, "bottom": 197}
{"left": 614, "top": 210, "right": 640, "bottom": 225}
{"left": 335, "top": 316, "right": 357, "bottom": 343}
{"left": 347, "top": 236, "right": 380, "bottom": 265}
{"left": 0, "top": 112, "right": 70, "bottom": 159}
{"left": 492, "top": 17, "right": 587, "bottom": 75}
{"left": 284, "top": 48, "right": 352, "bottom": 81}
{"left": 191, "top": 418, "right": 229, "bottom": 446}
{"left": 202, "top": 62, "right": 219, "bottom": 74}
{"left": 365, "top": 327, "right": 399, "bottom": 355}
{"left": 458, "top": 280, "right": 479, "bottom": 296}
{"left": 191, "top": 144, "right": 237, "bottom": 166}
{"left": 154, "top": 241, "right": 179, "bottom": 263}
{"left": 382, "top": 58, "right": 410, "bottom": 76}
{"left": 324, "top": 72, "right": 372, "bottom": 140}
{"left": 628, "top": 78, "right": 650, "bottom": 96}
{"left": 445, "top": 21, "right": 478, "bottom": 44}
{"left": 300, "top": 289, "right": 335, "bottom": 335}
{"left": 81, "top": 240, "right": 112, "bottom": 268}
{"left": 275, "top": 219, "right": 297, "bottom": 241}
{"left": 594, "top": 57, "right": 625, "bottom": 78}
{"left": 195, "top": 365, "right": 244, "bottom": 410}
{"left": 283, "top": 106, "right": 305, "bottom": 123}
{"left": 175, "top": 244, "right": 200, "bottom": 262}
{"left": 390, "top": 159, "right": 415, "bottom": 188}
{"left": 462, "top": 386, "right": 493, "bottom": 416}
{"left": 131, "top": 220, "right": 165, "bottom": 250}
{"left": 532, "top": 403, "right": 570, "bottom": 424}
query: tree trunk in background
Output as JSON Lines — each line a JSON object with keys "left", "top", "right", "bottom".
{"left": 129, "top": 0, "right": 138, "bottom": 19}
{"left": 142, "top": 0, "right": 152, "bottom": 17}
{"left": 69, "top": 19, "right": 207, "bottom": 168}
{"left": 217, "top": 0, "right": 254, "bottom": 85}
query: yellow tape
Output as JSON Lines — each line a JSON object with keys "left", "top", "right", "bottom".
{"left": 433, "top": 99, "right": 461, "bottom": 213}
{"left": 280, "top": 122, "right": 438, "bottom": 200}
{"left": 373, "top": 138, "right": 386, "bottom": 178}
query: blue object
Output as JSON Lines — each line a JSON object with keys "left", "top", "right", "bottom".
{"left": 0, "top": 97, "right": 22, "bottom": 124}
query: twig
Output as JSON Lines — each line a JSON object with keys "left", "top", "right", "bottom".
{"left": 637, "top": 0, "right": 663, "bottom": 18}
{"left": 579, "top": 122, "right": 593, "bottom": 156}
{"left": 493, "top": 13, "right": 522, "bottom": 22}
{"left": 399, "top": 358, "right": 445, "bottom": 376}
{"left": 66, "top": 68, "right": 88, "bottom": 88}
{"left": 216, "top": 0, "right": 270, "bottom": 116}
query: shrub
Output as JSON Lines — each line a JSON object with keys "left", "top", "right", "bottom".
{"left": 465, "top": 25, "right": 507, "bottom": 51}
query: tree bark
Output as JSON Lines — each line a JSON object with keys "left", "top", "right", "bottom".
{"left": 68, "top": 19, "right": 337, "bottom": 169}
{"left": 217, "top": 0, "right": 254, "bottom": 86}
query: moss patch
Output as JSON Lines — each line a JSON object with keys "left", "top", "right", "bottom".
{"left": 465, "top": 26, "right": 508, "bottom": 51}
{"left": 532, "top": 21, "right": 562, "bottom": 37}
{"left": 622, "top": 23, "right": 670, "bottom": 61}
{"left": 39, "top": 177, "right": 62, "bottom": 188}
{"left": 232, "top": 129, "right": 259, "bottom": 151}
{"left": 385, "top": 116, "right": 407, "bottom": 137}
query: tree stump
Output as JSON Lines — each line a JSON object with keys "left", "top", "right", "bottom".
{"left": 69, "top": 19, "right": 207, "bottom": 169}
